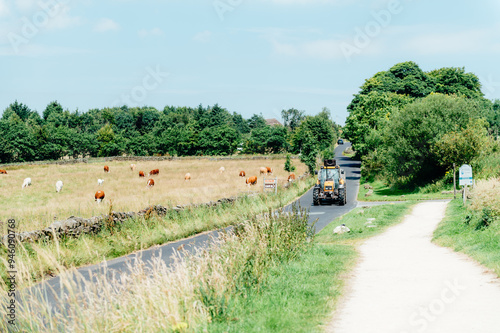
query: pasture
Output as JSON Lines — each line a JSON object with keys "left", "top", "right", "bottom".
{"left": 0, "top": 158, "right": 306, "bottom": 232}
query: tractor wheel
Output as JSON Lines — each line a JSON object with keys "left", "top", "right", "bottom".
{"left": 339, "top": 188, "right": 346, "bottom": 206}
{"left": 313, "top": 188, "right": 320, "bottom": 206}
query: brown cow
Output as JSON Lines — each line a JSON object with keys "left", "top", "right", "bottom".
{"left": 95, "top": 190, "right": 105, "bottom": 203}
{"left": 139, "top": 171, "right": 145, "bottom": 177}
{"left": 259, "top": 167, "right": 267, "bottom": 175}
{"left": 130, "top": 164, "right": 136, "bottom": 171}
{"left": 287, "top": 173, "right": 296, "bottom": 182}
{"left": 104, "top": 165, "right": 109, "bottom": 173}
{"left": 266, "top": 167, "right": 273, "bottom": 174}
{"left": 147, "top": 178, "right": 155, "bottom": 187}
{"left": 0, "top": 169, "right": 7, "bottom": 174}
{"left": 185, "top": 173, "right": 191, "bottom": 181}
{"left": 148, "top": 169, "right": 159, "bottom": 176}
{"left": 239, "top": 171, "right": 246, "bottom": 177}
{"left": 246, "top": 176, "right": 257, "bottom": 185}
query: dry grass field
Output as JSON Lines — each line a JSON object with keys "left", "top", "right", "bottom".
{"left": 0, "top": 158, "right": 306, "bottom": 232}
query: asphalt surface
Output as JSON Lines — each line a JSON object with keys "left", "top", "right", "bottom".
{"left": 20, "top": 143, "right": 361, "bottom": 314}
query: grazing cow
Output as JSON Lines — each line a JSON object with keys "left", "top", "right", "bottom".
{"left": 219, "top": 167, "right": 225, "bottom": 173}
{"left": 287, "top": 173, "right": 296, "bottom": 182}
{"left": 139, "top": 171, "right": 145, "bottom": 177}
{"left": 55, "top": 180, "right": 63, "bottom": 193}
{"left": 259, "top": 167, "right": 267, "bottom": 175}
{"left": 266, "top": 167, "right": 273, "bottom": 174}
{"left": 95, "top": 190, "right": 105, "bottom": 203}
{"left": 0, "top": 169, "right": 7, "bottom": 174}
{"left": 239, "top": 171, "right": 246, "bottom": 177}
{"left": 104, "top": 165, "right": 109, "bottom": 173}
{"left": 97, "top": 179, "right": 104, "bottom": 186}
{"left": 147, "top": 178, "right": 155, "bottom": 187}
{"left": 246, "top": 176, "right": 258, "bottom": 185}
{"left": 185, "top": 173, "right": 191, "bottom": 181}
{"left": 148, "top": 169, "right": 159, "bottom": 176}
{"left": 130, "top": 164, "right": 136, "bottom": 171}
{"left": 22, "top": 177, "right": 32, "bottom": 189}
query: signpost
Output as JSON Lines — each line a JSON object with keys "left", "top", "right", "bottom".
{"left": 263, "top": 177, "right": 278, "bottom": 194}
{"left": 459, "top": 164, "right": 473, "bottom": 205}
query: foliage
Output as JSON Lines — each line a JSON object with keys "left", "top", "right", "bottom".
{"left": 431, "top": 118, "right": 489, "bottom": 168}
{"left": 281, "top": 108, "right": 305, "bottom": 131}
{"left": 344, "top": 61, "right": 487, "bottom": 160}
{"left": 382, "top": 94, "right": 483, "bottom": 186}
{"left": 284, "top": 154, "right": 296, "bottom": 173}
{"left": 299, "top": 131, "right": 318, "bottom": 175}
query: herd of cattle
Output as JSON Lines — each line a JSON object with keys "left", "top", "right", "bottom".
{"left": 0, "top": 164, "right": 297, "bottom": 205}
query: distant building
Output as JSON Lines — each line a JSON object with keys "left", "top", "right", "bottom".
{"left": 265, "top": 118, "right": 282, "bottom": 126}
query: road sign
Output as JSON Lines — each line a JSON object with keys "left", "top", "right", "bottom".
{"left": 459, "top": 164, "right": 473, "bottom": 186}
{"left": 263, "top": 177, "right": 278, "bottom": 194}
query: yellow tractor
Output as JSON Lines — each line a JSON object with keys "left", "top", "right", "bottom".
{"left": 313, "top": 159, "right": 346, "bottom": 206}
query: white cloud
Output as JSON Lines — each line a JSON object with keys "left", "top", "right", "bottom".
{"left": 193, "top": 30, "right": 212, "bottom": 43}
{"left": 14, "top": 0, "right": 37, "bottom": 11}
{"left": 94, "top": 18, "right": 120, "bottom": 32}
{"left": 137, "top": 27, "right": 164, "bottom": 38}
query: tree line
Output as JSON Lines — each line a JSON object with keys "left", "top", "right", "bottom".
{"left": 344, "top": 61, "right": 500, "bottom": 187}
{"left": 0, "top": 101, "right": 341, "bottom": 170}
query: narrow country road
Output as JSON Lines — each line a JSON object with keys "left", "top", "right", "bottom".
{"left": 22, "top": 143, "right": 361, "bottom": 312}
{"left": 328, "top": 201, "right": 500, "bottom": 333}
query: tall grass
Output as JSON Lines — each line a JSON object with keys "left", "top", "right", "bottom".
{"left": 0, "top": 177, "right": 315, "bottom": 291}
{"left": 0, "top": 158, "right": 307, "bottom": 232}
{"left": 2, "top": 205, "right": 313, "bottom": 332}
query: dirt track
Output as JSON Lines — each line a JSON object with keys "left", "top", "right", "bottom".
{"left": 328, "top": 201, "right": 500, "bottom": 333}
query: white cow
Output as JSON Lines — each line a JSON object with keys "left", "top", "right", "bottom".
{"left": 219, "top": 166, "right": 225, "bottom": 173}
{"left": 97, "top": 179, "right": 104, "bottom": 186}
{"left": 22, "top": 177, "right": 32, "bottom": 189}
{"left": 55, "top": 180, "right": 63, "bottom": 193}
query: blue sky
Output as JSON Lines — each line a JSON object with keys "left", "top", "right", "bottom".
{"left": 1, "top": 0, "right": 500, "bottom": 125}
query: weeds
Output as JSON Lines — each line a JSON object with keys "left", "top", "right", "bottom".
{"left": 2, "top": 204, "right": 314, "bottom": 332}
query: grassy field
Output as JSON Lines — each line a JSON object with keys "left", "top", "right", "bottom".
{"left": 357, "top": 179, "right": 455, "bottom": 202}
{"left": 433, "top": 181, "right": 500, "bottom": 277}
{"left": 0, "top": 158, "right": 306, "bottom": 232}
{"left": 208, "top": 202, "right": 414, "bottom": 332}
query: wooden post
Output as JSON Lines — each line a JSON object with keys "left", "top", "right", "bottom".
{"left": 453, "top": 163, "right": 456, "bottom": 199}
{"left": 463, "top": 185, "right": 467, "bottom": 206}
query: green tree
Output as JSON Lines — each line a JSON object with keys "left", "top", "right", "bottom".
{"left": 431, "top": 118, "right": 489, "bottom": 168}
{"left": 381, "top": 93, "right": 483, "bottom": 186}
{"left": 300, "top": 131, "right": 318, "bottom": 175}
{"left": 284, "top": 154, "right": 296, "bottom": 173}
{"left": 281, "top": 108, "right": 304, "bottom": 131}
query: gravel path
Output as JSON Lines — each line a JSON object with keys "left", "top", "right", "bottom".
{"left": 327, "top": 201, "right": 500, "bottom": 333}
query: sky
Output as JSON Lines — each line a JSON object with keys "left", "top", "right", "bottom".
{"left": 1, "top": 0, "right": 500, "bottom": 125}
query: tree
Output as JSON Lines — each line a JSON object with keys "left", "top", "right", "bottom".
{"left": 281, "top": 108, "right": 304, "bottom": 131}
{"left": 292, "top": 115, "right": 335, "bottom": 154}
{"left": 247, "top": 114, "right": 267, "bottom": 130}
{"left": 381, "top": 93, "right": 483, "bottom": 186}
{"left": 2, "top": 101, "right": 34, "bottom": 121}
{"left": 431, "top": 118, "right": 489, "bottom": 168}
{"left": 284, "top": 154, "right": 296, "bottom": 173}
{"left": 300, "top": 131, "right": 318, "bottom": 175}
{"left": 43, "top": 101, "right": 63, "bottom": 121}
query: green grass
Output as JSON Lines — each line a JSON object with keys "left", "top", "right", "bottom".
{"left": 357, "top": 179, "right": 455, "bottom": 202}
{"left": 433, "top": 199, "right": 500, "bottom": 277}
{"left": 207, "top": 202, "right": 414, "bottom": 332}
{"left": 0, "top": 177, "right": 316, "bottom": 291}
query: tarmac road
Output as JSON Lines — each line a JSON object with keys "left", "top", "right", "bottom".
{"left": 21, "top": 143, "right": 361, "bottom": 313}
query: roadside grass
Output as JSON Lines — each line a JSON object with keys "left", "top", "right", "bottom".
{"left": 3, "top": 203, "right": 315, "bottom": 332}
{"left": 0, "top": 177, "right": 315, "bottom": 291}
{"left": 207, "top": 202, "right": 414, "bottom": 332}
{"left": 433, "top": 199, "right": 500, "bottom": 277}
{"left": 357, "top": 179, "right": 454, "bottom": 202}
{"left": 0, "top": 158, "right": 306, "bottom": 232}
